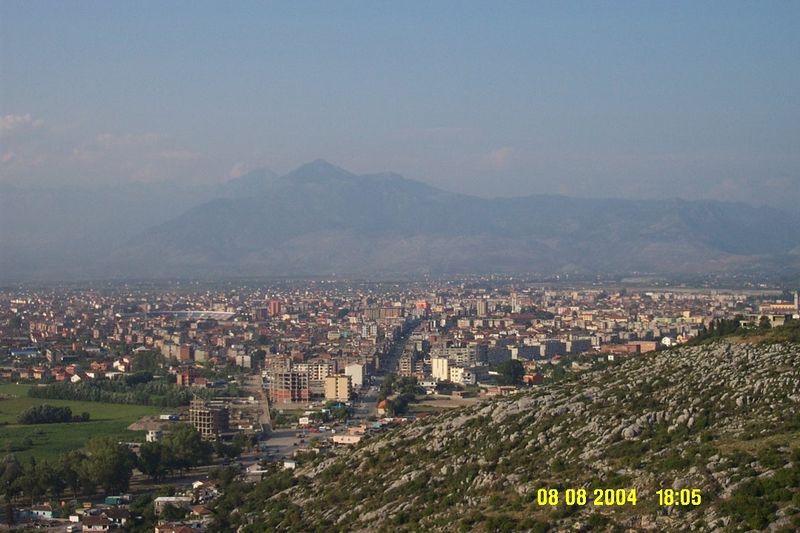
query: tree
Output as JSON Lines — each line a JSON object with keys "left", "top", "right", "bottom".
{"left": 19, "top": 458, "right": 47, "bottom": 507}
{"left": 17, "top": 404, "right": 74, "bottom": 424}
{"left": 386, "top": 393, "right": 415, "bottom": 416}
{"left": 0, "top": 455, "right": 22, "bottom": 524}
{"left": 58, "top": 452, "right": 84, "bottom": 499}
{"left": 495, "top": 359, "right": 525, "bottom": 386}
{"left": 378, "top": 374, "right": 396, "bottom": 400}
{"left": 40, "top": 459, "right": 66, "bottom": 500}
{"left": 252, "top": 349, "right": 267, "bottom": 368}
{"left": 161, "top": 503, "right": 188, "bottom": 521}
{"left": 395, "top": 376, "right": 424, "bottom": 396}
{"left": 214, "top": 439, "right": 242, "bottom": 460}
{"left": 138, "top": 442, "right": 168, "bottom": 481}
{"left": 161, "top": 424, "right": 212, "bottom": 473}
{"left": 84, "top": 437, "right": 136, "bottom": 494}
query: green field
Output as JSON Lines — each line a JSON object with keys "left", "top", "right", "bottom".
{"left": 0, "top": 383, "right": 161, "bottom": 460}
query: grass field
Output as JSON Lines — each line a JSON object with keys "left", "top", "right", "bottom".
{"left": 0, "top": 383, "right": 162, "bottom": 461}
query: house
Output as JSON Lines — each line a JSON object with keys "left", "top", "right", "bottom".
{"left": 81, "top": 515, "right": 111, "bottom": 532}
{"left": 332, "top": 434, "right": 362, "bottom": 446}
{"left": 71, "top": 372, "right": 92, "bottom": 383}
{"left": 191, "top": 505, "right": 212, "bottom": 518}
{"left": 102, "top": 508, "right": 130, "bottom": 526}
{"left": 31, "top": 504, "right": 59, "bottom": 519}
{"left": 113, "top": 358, "right": 131, "bottom": 372}
{"left": 90, "top": 361, "right": 109, "bottom": 372}
{"left": 154, "top": 524, "right": 196, "bottom": 533}
{"left": 191, "top": 480, "right": 220, "bottom": 501}
{"left": 522, "top": 373, "right": 543, "bottom": 385}
{"left": 154, "top": 496, "right": 193, "bottom": 514}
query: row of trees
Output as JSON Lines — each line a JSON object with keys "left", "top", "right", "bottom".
{"left": 379, "top": 375, "right": 424, "bottom": 399}
{"left": 16, "top": 405, "right": 89, "bottom": 424}
{"left": 0, "top": 437, "right": 136, "bottom": 514}
{"left": 694, "top": 316, "right": 744, "bottom": 341}
{"left": 693, "top": 315, "right": 782, "bottom": 344}
{"left": 28, "top": 380, "right": 193, "bottom": 407}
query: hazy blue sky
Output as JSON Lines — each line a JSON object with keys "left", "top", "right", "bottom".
{"left": 2, "top": 1, "right": 799, "bottom": 209}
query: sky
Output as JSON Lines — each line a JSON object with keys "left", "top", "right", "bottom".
{"left": 1, "top": 1, "right": 799, "bottom": 210}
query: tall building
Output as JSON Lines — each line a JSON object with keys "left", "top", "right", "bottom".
{"left": 268, "top": 300, "right": 282, "bottom": 317}
{"left": 431, "top": 344, "right": 486, "bottom": 366}
{"left": 379, "top": 307, "right": 402, "bottom": 319}
{"left": 344, "top": 363, "right": 365, "bottom": 388}
{"left": 324, "top": 375, "right": 352, "bottom": 402}
{"left": 361, "top": 322, "right": 379, "bottom": 338}
{"left": 397, "top": 353, "right": 416, "bottom": 377}
{"left": 265, "top": 370, "right": 310, "bottom": 404}
{"left": 293, "top": 362, "right": 334, "bottom": 381}
{"left": 431, "top": 357, "right": 449, "bottom": 381}
{"left": 179, "top": 344, "right": 194, "bottom": 362}
{"left": 476, "top": 299, "right": 488, "bottom": 317}
{"left": 189, "top": 398, "right": 229, "bottom": 440}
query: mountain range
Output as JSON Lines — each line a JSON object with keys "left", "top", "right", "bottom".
{"left": 1, "top": 160, "right": 798, "bottom": 280}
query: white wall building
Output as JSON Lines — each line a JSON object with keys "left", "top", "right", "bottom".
{"left": 449, "top": 366, "right": 476, "bottom": 385}
{"left": 431, "top": 357, "right": 449, "bottom": 381}
{"left": 344, "top": 363, "right": 365, "bottom": 388}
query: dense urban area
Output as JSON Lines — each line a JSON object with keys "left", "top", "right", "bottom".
{"left": 0, "top": 279, "right": 798, "bottom": 532}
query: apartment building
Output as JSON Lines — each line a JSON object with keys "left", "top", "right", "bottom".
{"left": 189, "top": 398, "right": 230, "bottom": 440}
{"left": 265, "top": 370, "right": 311, "bottom": 404}
{"left": 324, "top": 375, "right": 352, "bottom": 402}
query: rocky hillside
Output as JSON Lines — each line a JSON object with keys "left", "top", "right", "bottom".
{"left": 220, "top": 340, "right": 800, "bottom": 532}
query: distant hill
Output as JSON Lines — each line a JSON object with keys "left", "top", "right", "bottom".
{"left": 0, "top": 169, "right": 274, "bottom": 281}
{"left": 209, "top": 340, "right": 800, "bottom": 531}
{"left": 100, "top": 160, "right": 800, "bottom": 279}
{"left": 2, "top": 160, "right": 798, "bottom": 280}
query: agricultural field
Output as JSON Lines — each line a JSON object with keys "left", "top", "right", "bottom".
{"left": 0, "top": 383, "right": 161, "bottom": 460}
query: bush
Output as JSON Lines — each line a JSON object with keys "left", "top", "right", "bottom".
{"left": 17, "top": 404, "right": 86, "bottom": 424}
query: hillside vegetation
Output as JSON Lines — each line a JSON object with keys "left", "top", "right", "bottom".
{"left": 214, "top": 340, "right": 800, "bottom": 532}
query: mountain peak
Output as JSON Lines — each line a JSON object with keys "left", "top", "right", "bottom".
{"left": 284, "top": 159, "right": 355, "bottom": 182}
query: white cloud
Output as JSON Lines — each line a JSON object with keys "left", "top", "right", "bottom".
{"left": 94, "top": 132, "right": 162, "bottom": 147}
{"left": 0, "top": 113, "right": 225, "bottom": 185}
{"left": 0, "top": 113, "right": 44, "bottom": 134}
